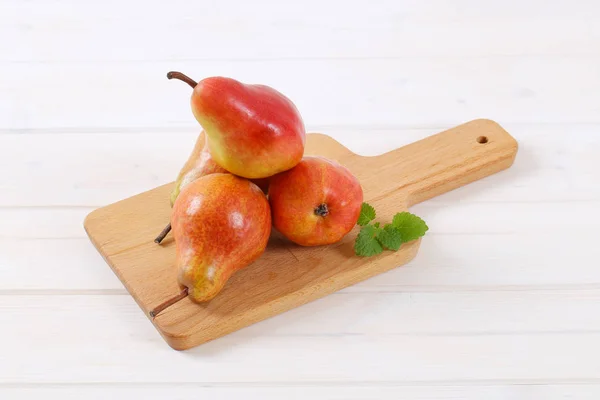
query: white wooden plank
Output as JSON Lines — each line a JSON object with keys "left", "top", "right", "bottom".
{"left": 6, "top": 290, "right": 600, "bottom": 337}
{"left": 1, "top": 232, "right": 599, "bottom": 291}
{"left": 6, "top": 202, "right": 600, "bottom": 291}
{"left": 0, "top": 126, "right": 597, "bottom": 207}
{"left": 1, "top": 210, "right": 599, "bottom": 290}
{"left": 2, "top": 58, "right": 600, "bottom": 130}
{"left": 1, "top": 0, "right": 599, "bottom": 63}
{"left": 0, "top": 132, "right": 195, "bottom": 207}
{"left": 0, "top": 208, "right": 90, "bottom": 240}
{"left": 3, "top": 384, "right": 600, "bottom": 400}
{"left": 1, "top": 294, "right": 600, "bottom": 383}
{"left": 0, "top": 132, "right": 191, "bottom": 207}
{"left": 0, "top": 238, "right": 122, "bottom": 291}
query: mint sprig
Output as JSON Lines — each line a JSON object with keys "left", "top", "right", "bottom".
{"left": 354, "top": 224, "right": 383, "bottom": 257}
{"left": 357, "top": 202, "right": 376, "bottom": 226}
{"left": 392, "top": 212, "right": 429, "bottom": 242}
{"left": 354, "top": 202, "right": 428, "bottom": 257}
{"left": 377, "top": 224, "right": 403, "bottom": 251}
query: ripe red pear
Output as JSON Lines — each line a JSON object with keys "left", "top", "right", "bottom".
{"left": 167, "top": 71, "right": 305, "bottom": 179}
{"left": 172, "top": 174, "right": 271, "bottom": 302}
{"left": 155, "top": 130, "right": 271, "bottom": 245}
{"left": 269, "top": 156, "right": 363, "bottom": 246}
{"left": 170, "top": 131, "right": 270, "bottom": 203}
{"left": 170, "top": 131, "right": 228, "bottom": 206}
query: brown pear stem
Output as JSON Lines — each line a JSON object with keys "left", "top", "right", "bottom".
{"left": 159, "top": 71, "right": 195, "bottom": 241}
{"left": 154, "top": 223, "right": 172, "bottom": 244}
{"left": 149, "top": 287, "right": 189, "bottom": 318}
{"left": 167, "top": 71, "right": 197, "bottom": 88}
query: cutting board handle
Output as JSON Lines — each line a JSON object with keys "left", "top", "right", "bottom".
{"left": 358, "top": 119, "right": 518, "bottom": 206}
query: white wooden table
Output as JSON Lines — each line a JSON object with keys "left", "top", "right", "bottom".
{"left": 2, "top": 1, "right": 600, "bottom": 398}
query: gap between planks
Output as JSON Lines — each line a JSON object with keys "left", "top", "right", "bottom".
{"left": 3, "top": 378, "right": 600, "bottom": 388}
{"left": 3, "top": 283, "right": 600, "bottom": 296}
{"left": 2, "top": 121, "right": 600, "bottom": 135}
{"left": 4, "top": 54, "right": 600, "bottom": 64}
{"left": 2, "top": 198, "right": 599, "bottom": 211}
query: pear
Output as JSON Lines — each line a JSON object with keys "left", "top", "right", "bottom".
{"left": 154, "top": 131, "right": 227, "bottom": 244}
{"left": 170, "top": 130, "right": 227, "bottom": 206}
{"left": 154, "top": 131, "right": 271, "bottom": 244}
{"left": 167, "top": 71, "right": 305, "bottom": 179}
{"left": 269, "top": 156, "right": 363, "bottom": 246}
{"left": 171, "top": 173, "right": 271, "bottom": 302}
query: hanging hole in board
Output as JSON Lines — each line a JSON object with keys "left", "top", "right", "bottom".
{"left": 476, "top": 136, "right": 488, "bottom": 144}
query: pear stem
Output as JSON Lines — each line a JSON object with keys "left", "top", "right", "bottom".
{"left": 159, "top": 71, "right": 196, "bottom": 241}
{"left": 149, "top": 287, "right": 189, "bottom": 318}
{"left": 167, "top": 71, "right": 197, "bottom": 88}
{"left": 154, "top": 223, "right": 172, "bottom": 244}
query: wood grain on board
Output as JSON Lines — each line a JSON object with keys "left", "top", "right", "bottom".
{"left": 84, "top": 119, "right": 518, "bottom": 350}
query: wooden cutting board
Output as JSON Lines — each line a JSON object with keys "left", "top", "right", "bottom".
{"left": 84, "top": 119, "right": 518, "bottom": 350}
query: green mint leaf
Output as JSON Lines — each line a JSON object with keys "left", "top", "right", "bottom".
{"left": 377, "top": 224, "right": 403, "bottom": 251}
{"left": 357, "top": 202, "right": 376, "bottom": 226}
{"left": 373, "top": 222, "right": 381, "bottom": 229}
{"left": 354, "top": 224, "right": 383, "bottom": 257}
{"left": 392, "top": 212, "right": 429, "bottom": 242}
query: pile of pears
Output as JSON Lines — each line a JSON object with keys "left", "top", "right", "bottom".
{"left": 155, "top": 72, "right": 363, "bottom": 312}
